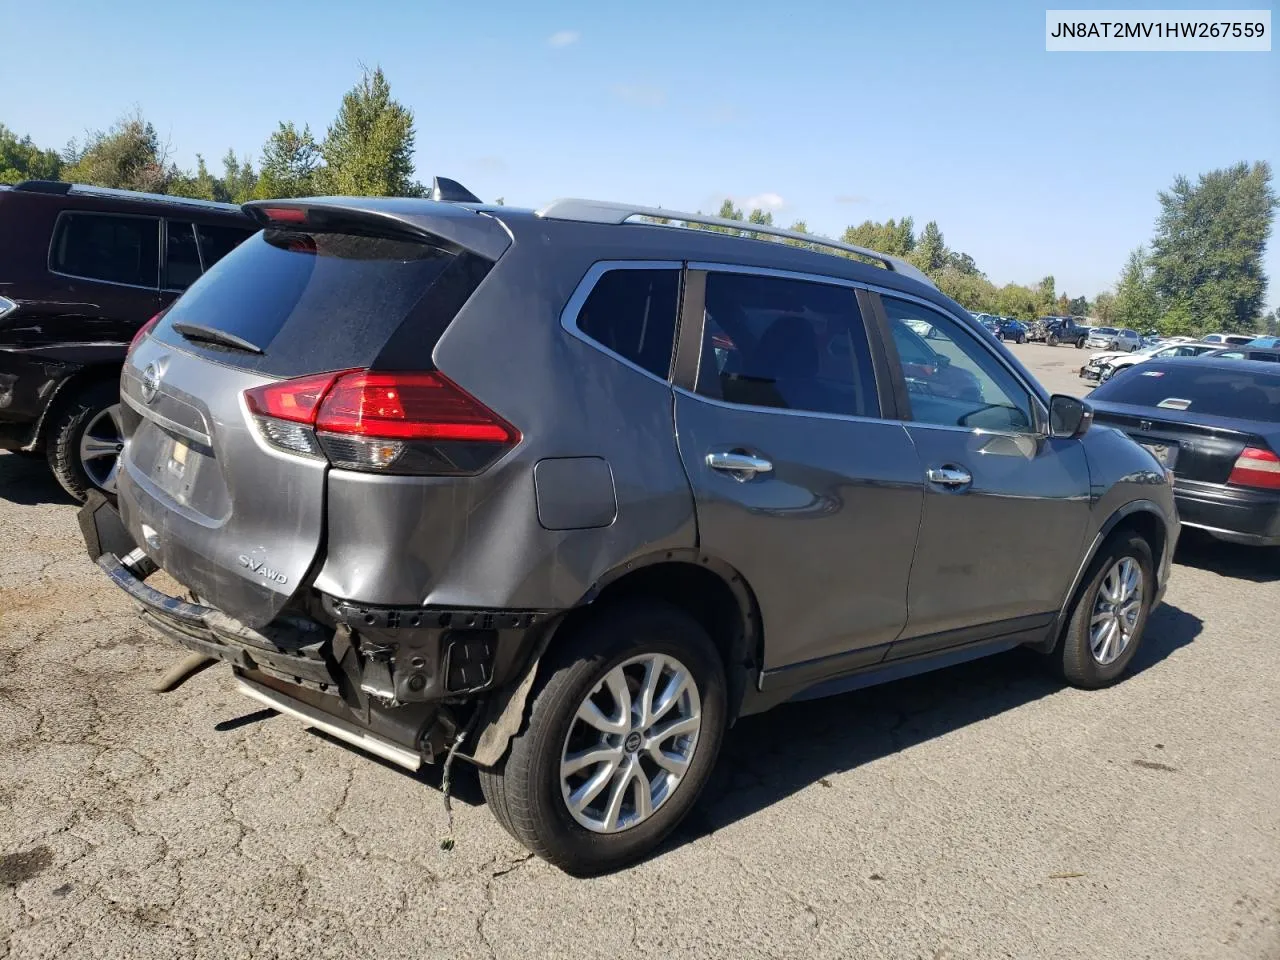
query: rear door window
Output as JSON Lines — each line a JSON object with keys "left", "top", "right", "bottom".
{"left": 574, "top": 268, "right": 681, "bottom": 379}
{"left": 694, "top": 272, "right": 879, "bottom": 418}
{"left": 50, "top": 213, "right": 159, "bottom": 288}
{"left": 1091, "top": 364, "right": 1280, "bottom": 420}
{"left": 163, "top": 221, "right": 202, "bottom": 291}
{"left": 150, "top": 230, "right": 457, "bottom": 376}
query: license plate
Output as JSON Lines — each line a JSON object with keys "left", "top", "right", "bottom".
{"left": 1140, "top": 442, "right": 1177, "bottom": 469}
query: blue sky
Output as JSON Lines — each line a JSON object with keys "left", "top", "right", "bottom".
{"left": 2, "top": 0, "right": 1277, "bottom": 306}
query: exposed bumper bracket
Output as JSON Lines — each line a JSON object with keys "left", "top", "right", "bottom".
{"left": 235, "top": 676, "right": 423, "bottom": 772}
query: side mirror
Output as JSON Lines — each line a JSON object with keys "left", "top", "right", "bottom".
{"left": 1049, "top": 394, "right": 1093, "bottom": 439}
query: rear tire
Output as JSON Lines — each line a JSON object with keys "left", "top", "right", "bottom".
{"left": 1055, "top": 533, "right": 1154, "bottom": 689}
{"left": 46, "top": 381, "right": 123, "bottom": 503}
{"left": 478, "top": 602, "right": 727, "bottom": 876}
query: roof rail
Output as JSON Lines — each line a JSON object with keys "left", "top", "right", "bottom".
{"left": 13, "top": 180, "right": 242, "bottom": 213}
{"left": 536, "top": 198, "right": 936, "bottom": 289}
{"left": 13, "top": 180, "right": 74, "bottom": 195}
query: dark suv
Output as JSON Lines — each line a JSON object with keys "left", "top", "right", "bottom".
{"left": 81, "top": 190, "right": 1178, "bottom": 875}
{"left": 0, "top": 180, "right": 255, "bottom": 500}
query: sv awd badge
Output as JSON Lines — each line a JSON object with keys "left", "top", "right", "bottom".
{"left": 238, "top": 555, "right": 288, "bottom": 584}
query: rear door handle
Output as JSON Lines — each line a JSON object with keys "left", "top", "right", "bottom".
{"left": 706, "top": 451, "right": 773, "bottom": 481}
{"left": 926, "top": 465, "right": 972, "bottom": 488}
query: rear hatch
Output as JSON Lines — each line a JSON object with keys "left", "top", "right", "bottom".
{"left": 117, "top": 200, "right": 511, "bottom": 628}
{"left": 1088, "top": 361, "right": 1280, "bottom": 484}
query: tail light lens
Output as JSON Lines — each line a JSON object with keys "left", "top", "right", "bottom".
{"left": 127, "top": 311, "right": 165, "bottom": 360}
{"left": 1228, "top": 447, "right": 1280, "bottom": 490}
{"left": 243, "top": 370, "right": 519, "bottom": 474}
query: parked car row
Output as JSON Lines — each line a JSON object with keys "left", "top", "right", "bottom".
{"left": 970, "top": 313, "right": 1029, "bottom": 343}
{"left": 1080, "top": 340, "right": 1280, "bottom": 384}
{"left": 7, "top": 179, "right": 1272, "bottom": 877}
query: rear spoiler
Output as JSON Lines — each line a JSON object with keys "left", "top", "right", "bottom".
{"left": 241, "top": 195, "right": 511, "bottom": 261}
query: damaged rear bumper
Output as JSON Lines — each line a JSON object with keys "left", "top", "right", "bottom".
{"left": 78, "top": 491, "right": 560, "bottom": 766}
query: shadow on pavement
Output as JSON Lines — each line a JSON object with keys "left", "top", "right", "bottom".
{"left": 209, "top": 602, "right": 1204, "bottom": 840}
{"left": 678, "top": 601, "right": 1203, "bottom": 848}
{"left": 1174, "top": 530, "right": 1279, "bottom": 584}
{"left": 0, "top": 451, "right": 77, "bottom": 507}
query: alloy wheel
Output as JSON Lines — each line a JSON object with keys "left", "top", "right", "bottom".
{"left": 559, "top": 653, "right": 702, "bottom": 834}
{"left": 78, "top": 404, "right": 124, "bottom": 493}
{"left": 1090, "top": 557, "right": 1144, "bottom": 665}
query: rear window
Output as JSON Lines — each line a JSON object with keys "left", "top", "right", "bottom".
{"left": 151, "top": 230, "right": 455, "bottom": 376}
{"left": 50, "top": 213, "right": 159, "bottom": 288}
{"left": 575, "top": 268, "right": 680, "bottom": 379}
{"left": 1090, "top": 363, "right": 1280, "bottom": 420}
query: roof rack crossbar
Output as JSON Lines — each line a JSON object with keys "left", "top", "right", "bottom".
{"left": 536, "top": 198, "right": 936, "bottom": 289}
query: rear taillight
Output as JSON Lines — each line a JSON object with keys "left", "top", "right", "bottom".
{"left": 1228, "top": 446, "right": 1280, "bottom": 490}
{"left": 315, "top": 372, "right": 518, "bottom": 442}
{"left": 127, "top": 311, "right": 164, "bottom": 360}
{"left": 243, "top": 370, "right": 519, "bottom": 474}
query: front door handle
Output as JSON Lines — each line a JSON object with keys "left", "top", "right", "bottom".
{"left": 707, "top": 451, "right": 773, "bottom": 481}
{"left": 926, "top": 464, "right": 972, "bottom": 488}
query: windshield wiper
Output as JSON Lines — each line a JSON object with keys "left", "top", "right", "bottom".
{"left": 170, "top": 321, "right": 264, "bottom": 355}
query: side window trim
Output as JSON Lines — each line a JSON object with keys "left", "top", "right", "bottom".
{"left": 866, "top": 287, "right": 1048, "bottom": 435}
{"left": 46, "top": 210, "right": 162, "bottom": 291}
{"left": 559, "top": 259, "right": 685, "bottom": 384}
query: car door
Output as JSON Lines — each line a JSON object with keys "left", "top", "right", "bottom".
{"left": 672, "top": 267, "right": 923, "bottom": 681}
{"left": 873, "top": 292, "right": 1092, "bottom": 651}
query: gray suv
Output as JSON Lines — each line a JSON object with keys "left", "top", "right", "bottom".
{"left": 80, "top": 188, "right": 1179, "bottom": 875}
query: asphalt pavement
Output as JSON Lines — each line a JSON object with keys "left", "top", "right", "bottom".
{"left": 1, "top": 341, "right": 1277, "bottom": 959}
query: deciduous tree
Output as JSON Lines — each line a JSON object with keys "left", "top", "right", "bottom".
{"left": 62, "top": 111, "right": 176, "bottom": 193}
{"left": 1150, "top": 161, "right": 1276, "bottom": 332}
{"left": 0, "top": 123, "right": 61, "bottom": 183}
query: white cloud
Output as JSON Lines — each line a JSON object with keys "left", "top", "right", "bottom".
{"left": 611, "top": 84, "right": 666, "bottom": 108}
{"left": 548, "top": 30, "right": 580, "bottom": 48}
{"left": 742, "top": 192, "right": 784, "bottom": 211}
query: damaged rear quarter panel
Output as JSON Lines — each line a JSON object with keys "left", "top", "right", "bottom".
{"left": 311, "top": 222, "right": 699, "bottom": 610}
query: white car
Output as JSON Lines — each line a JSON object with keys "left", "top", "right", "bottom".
{"left": 1079, "top": 340, "right": 1217, "bottom": 383}
{"left": 1201, "top": 333, "right": 1257, "bottom": 347}
{"left": 1084, "top": 326, "right": 1142, "bottom": 352}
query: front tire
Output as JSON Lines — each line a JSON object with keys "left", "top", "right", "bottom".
{"left": 1047, "top": 334, "right": 1059, "bottom": 347}
{"left": 478, "top": 603, "right": 727, "bottom": 876}
{"left": 46, "top": 381, "right": 124, "bottom": 503}
{"left": 1055, "top": 533, "right": 1154, "bottom": 688}
{"left": 1018, "top": 333, "right": 1027, "bottom": 344}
